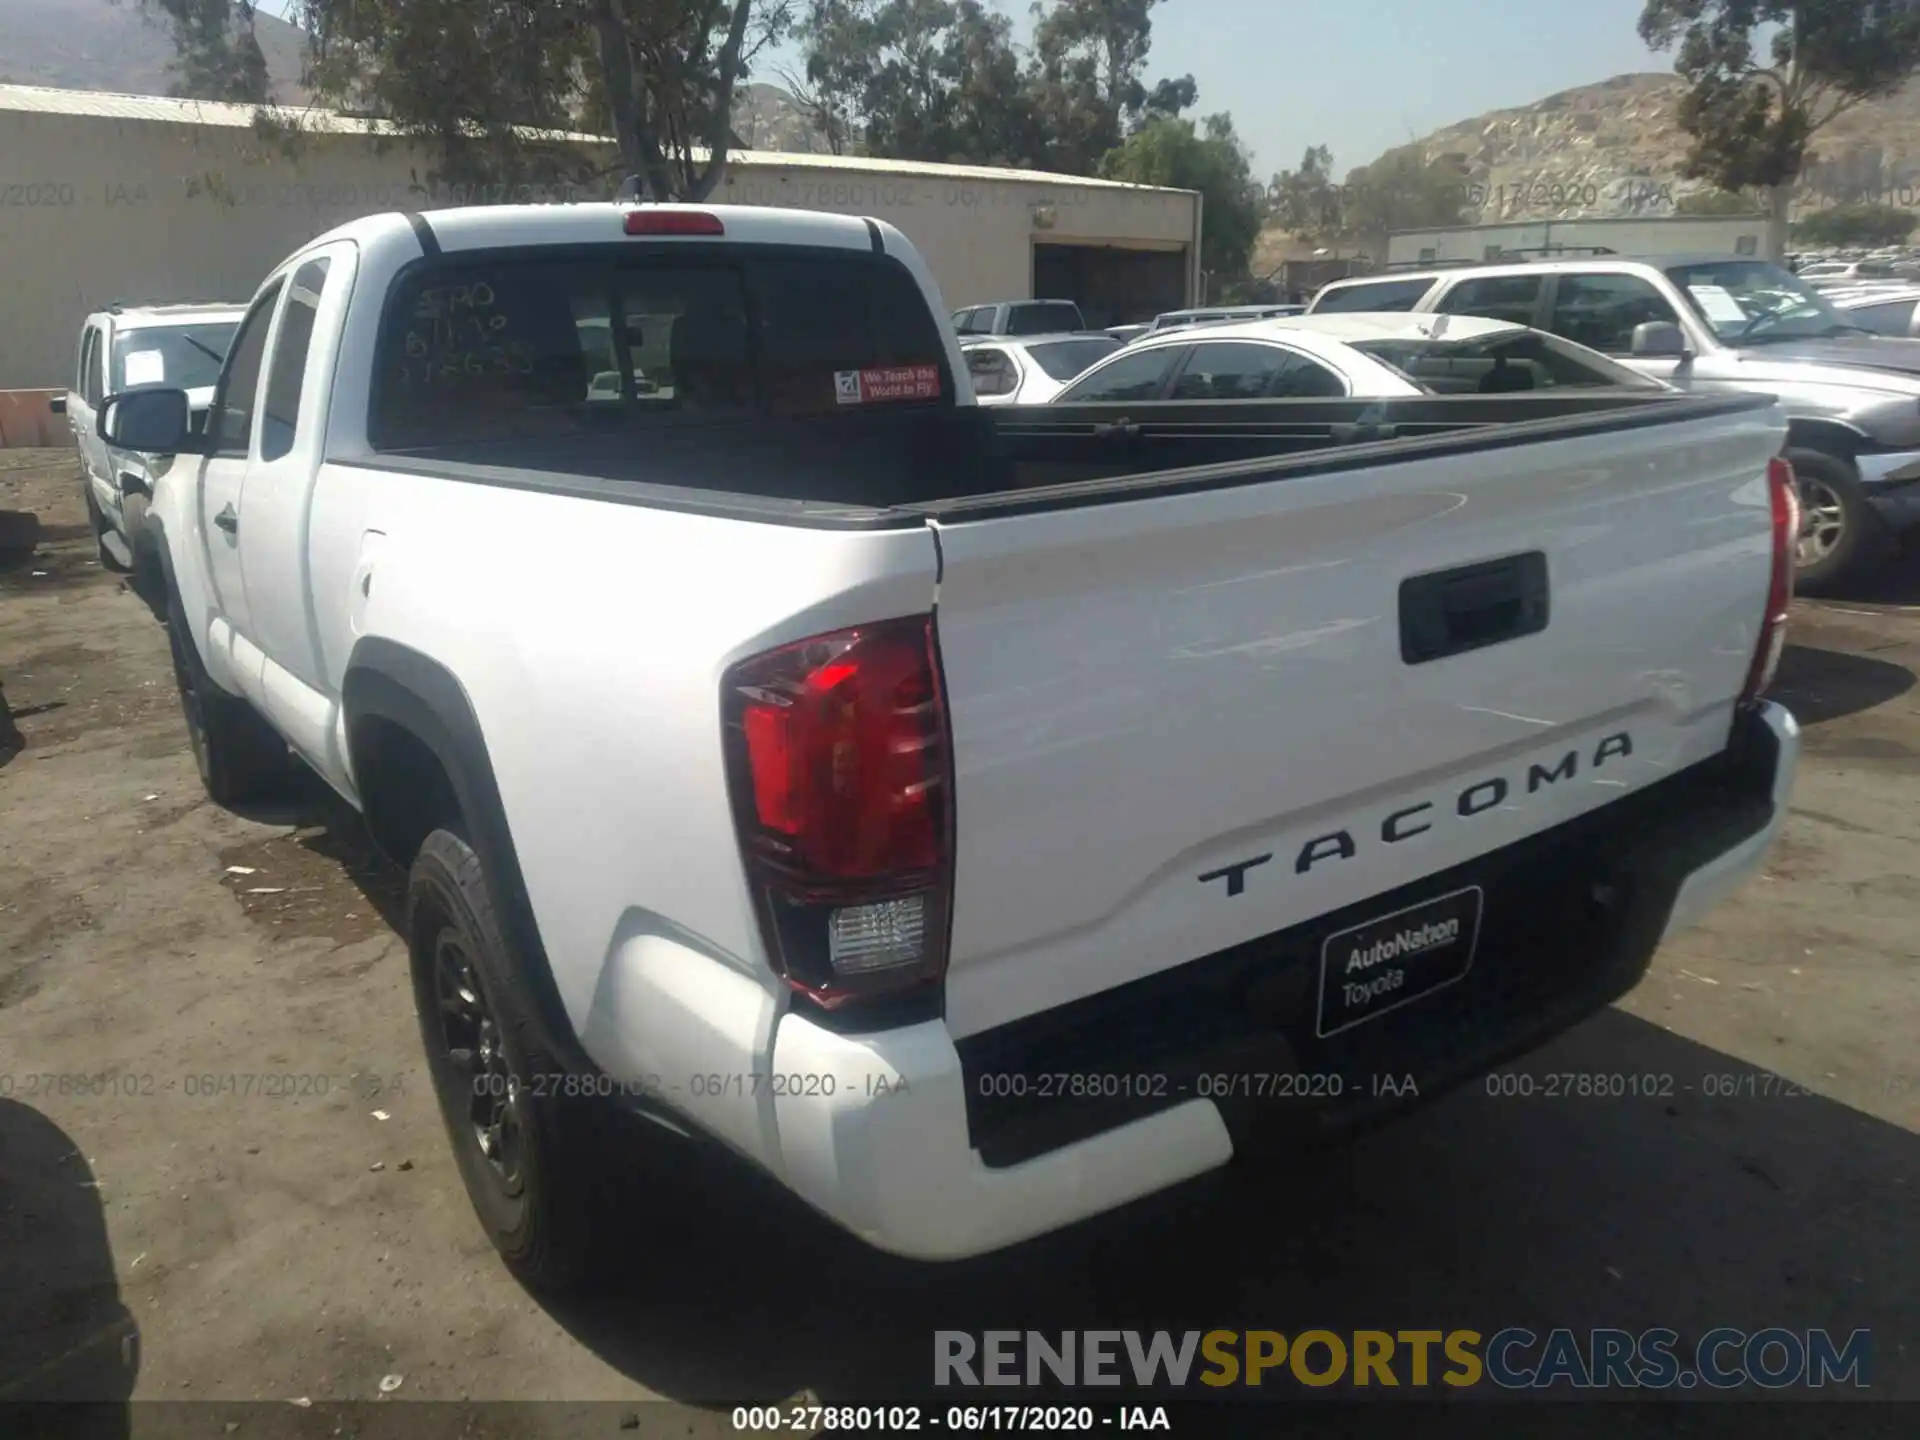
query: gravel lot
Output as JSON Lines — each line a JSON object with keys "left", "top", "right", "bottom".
{"left": 1, "top": 448, "right": 1915, "bottom": 1427}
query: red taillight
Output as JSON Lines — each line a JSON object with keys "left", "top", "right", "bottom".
{"left": 722, "top": 616, "right": 952, "bottom": 1009}
{"left": 624, "top": 209, "right": 725, "bottom": 236}
{"left": 1739, "top": 454, "right": 1799, "bottom": 707}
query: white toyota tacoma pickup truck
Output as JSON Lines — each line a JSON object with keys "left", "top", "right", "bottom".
{"left": 98, "top": 202, "right": 1803, "bottom": 1288}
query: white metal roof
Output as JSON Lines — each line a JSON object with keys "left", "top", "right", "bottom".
{"left": 716, "top": 147, "right": 1188, "bottom": 192}
{"left": 0, "top": 82, "right": 606, "bottom": 141}
{"left": 0, "top": 82, "right": 1194, "bottom": 195}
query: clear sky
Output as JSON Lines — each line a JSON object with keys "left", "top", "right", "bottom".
{"left": 252, "top": 0, "right": 1677, "bottom": 179}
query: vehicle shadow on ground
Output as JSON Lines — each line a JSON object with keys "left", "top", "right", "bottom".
{"left": 225, "top": 768, "right": 410, "bottom": 936}
{"left": 0, "top": 1100, "right": 138, "bottom": 1435}
{"left": 539, "top": 1008, "right": 1916, "bottom": 1409}
{"left": 1768, "top": 643, "right": 1916, "bottom": 725}
{"left": 1821, "top": 544, "right": 1920, "bottom": 606}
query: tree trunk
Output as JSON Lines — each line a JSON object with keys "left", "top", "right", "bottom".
{"left": 685, "top": 0, "right": 757, "bottom": 201}
{"left": 1765, "top": 183, "right": 1792, "bottom": 261}
{"left": 594, "top": 0, "right": 673, "bottom": 199}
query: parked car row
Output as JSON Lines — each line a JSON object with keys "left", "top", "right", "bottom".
{"left": 1308, "top": 254, "right": 1920, "bottom": 591}
{"left": 1043, "top": 312, "right": 1663, "bottom": 405}
{"left": 952, "top": 298, "right": 1308, "bottom": 352}
{"left": 51, "top": 301, "right": 244, "bottom": 583}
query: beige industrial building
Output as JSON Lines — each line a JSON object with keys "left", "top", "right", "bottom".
{"left": 1386, "top": 213, "right": 1773, "bottom": 267}
{"left": 0, "top": 83, "right": 1201, "bottom": 392}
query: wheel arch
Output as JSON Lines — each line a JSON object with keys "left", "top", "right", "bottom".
{"left": 144, "top": 511, "right": 178, "bottom": 606}
{"left": 142, "top": 508, "right": 222, "bottom": 678}
{"left": 1784, "top": 418, "right": 1868, "bottom": 464}
{"left": 342, "top": 637, "right": 589, "bottom": 1072}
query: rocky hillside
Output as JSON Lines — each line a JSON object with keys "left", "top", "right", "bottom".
{"left": 1401, "top": 70, "right": 1920, "bottom": 223}
{"left": 732, "top": 82, "right": 835, "bottom": 156}
{"left": 0, "top": 0, "right": 311, "bottom": 102}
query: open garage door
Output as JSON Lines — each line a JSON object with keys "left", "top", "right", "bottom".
{"left": 1033, "top": 243, "right": 1189, "bottom": 329}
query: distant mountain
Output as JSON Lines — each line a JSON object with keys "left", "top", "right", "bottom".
{"left": 732, "top": 82, "right": 834, "bottom": 156}
{"left": 1379, "top": 71, "right": 1920, "bottom": 224}
{"left": 0, "top": 0, "right": 311, "bottom": 102}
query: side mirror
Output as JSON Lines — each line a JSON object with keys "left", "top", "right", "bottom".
{"left": 1630, "top": 321, "right": 1691, "bottom": 359}
{"left": 97, "top": 388, "right": 198, "bottom": 454}
{"left": 48, "top": 394, "right": 66, "bottom": 415}
{"left": 118, "top": 470, "right": 151, "bottom": 499}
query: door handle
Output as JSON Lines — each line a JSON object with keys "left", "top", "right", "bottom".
{"left": 1399, "top": 552, "right": 1550, "bottom": 664}
{"left": 213, "top": 504, "right": 238, "bottom": 535}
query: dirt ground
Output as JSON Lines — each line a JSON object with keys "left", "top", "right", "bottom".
{"left": 1, "top": 448, "right": 1916, "bottom": 1428}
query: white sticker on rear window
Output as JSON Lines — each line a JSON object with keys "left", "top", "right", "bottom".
{"left": 1687, "top": 284, "right": 1747, "bottom": 325}
{"left": 122, "top": 350, "right": 165, "bottom": 386}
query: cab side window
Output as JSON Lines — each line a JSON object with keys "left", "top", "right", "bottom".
{"left": 1055, "top": 345, "right": 1182, "bottom": 403}
{"left": 1546, "top": 273, "right": 1681, "bottom": 354}
{"left": 77, "top": 328, "right": 97, "bottom": 401}
{"left": 1435, "top": 276, "right": 1544, "bottom": 327}
{"left": 211, "top": 283, "right": 285, "bottom": 457}
{"left": 260, "top": 259, "right": 334, "bottom": 462}
{"left": 1169, "top": 341, "right": 1292, "bottom": 401}
{"left": 84, "top": 327, "right": 106, "bottom": 405}
{"left": 1310, "top": 278, "right": 1436, "bottom": 313}
{"left": 1271, "top": 353, "right": 1348, "bottom": 398}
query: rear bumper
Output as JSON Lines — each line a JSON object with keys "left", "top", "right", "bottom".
{"left": 748, "top": 703, "right": 1797, "bottom": 1260}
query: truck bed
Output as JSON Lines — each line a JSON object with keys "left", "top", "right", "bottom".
{"left": 328, "top": 386, "right": 1786, "bottom": 1047}
{"left": 352, "top": 390, "right": 1764, "bottom": 522}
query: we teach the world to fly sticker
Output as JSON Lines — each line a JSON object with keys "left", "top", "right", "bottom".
{"left": 834, "top": 364, "right": 941, "bottom": 404}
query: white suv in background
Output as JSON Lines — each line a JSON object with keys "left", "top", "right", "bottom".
{"left": 959, "top": 332, "right": 1122, "bottom": 404}
{"left": 58, "top": 302, "right": 243, "bottom": 582}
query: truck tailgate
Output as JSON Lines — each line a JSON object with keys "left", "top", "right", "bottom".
{"left": 929, "top": 399, "right": 1787, "bottom": 1039}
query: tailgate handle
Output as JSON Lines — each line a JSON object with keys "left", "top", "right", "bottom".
{"left": 1399, "top": 551, "right": 1549, "bottom": 664}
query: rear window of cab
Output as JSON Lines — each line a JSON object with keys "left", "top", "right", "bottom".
{"left": 1310, "top": 277, "right": 1438, "bottom": 313}
{"left": 368, "top": 246, "right": 953, "bottom": 451}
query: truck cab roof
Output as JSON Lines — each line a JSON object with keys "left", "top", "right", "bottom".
{"left": 304, "top": 203, "right": 897, "bottom": 268}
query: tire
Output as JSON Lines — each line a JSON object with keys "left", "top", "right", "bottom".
{"left": 163, "top": 585, "right": 290, "bottom": 806}
{"left": 1787, "top": 448, "right": 1892, "bottom": 595}
{"left": 407, "top": 828, "right": 604, "bottom": 1295}
{"left": 84, "top": 485, "right": 130, "bottom": 574}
